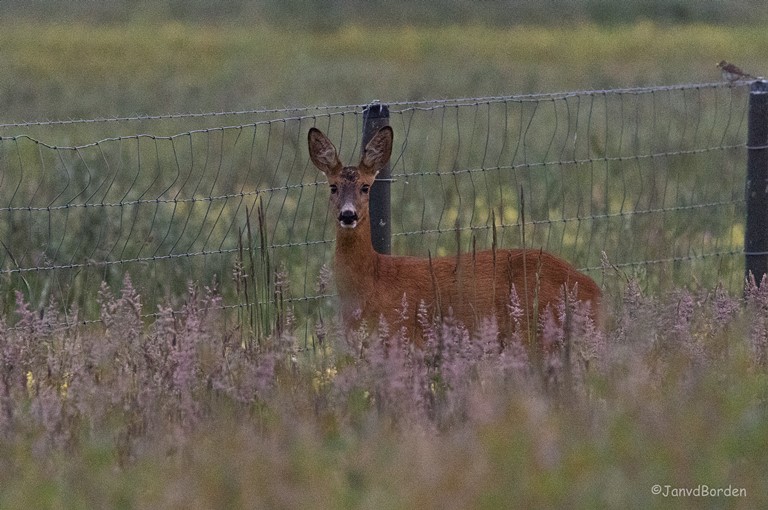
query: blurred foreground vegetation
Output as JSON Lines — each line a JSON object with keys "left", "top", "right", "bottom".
{"left": 0, "top": 277, "right": 766, "bottom": 508}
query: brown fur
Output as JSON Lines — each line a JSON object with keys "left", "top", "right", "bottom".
{"left": 309, "top": 126, "right": 601, "bottom": 345}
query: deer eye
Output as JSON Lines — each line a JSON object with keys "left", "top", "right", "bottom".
{"left": 360, "top": 184, "right": 370, "bottom": 194}
{"left": 329, "top": 184, "right": 338, "bottom": 194}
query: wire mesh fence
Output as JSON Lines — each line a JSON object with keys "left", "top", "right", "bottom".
{"left": 0, "top": 82, "right": 752, "bottom": 334}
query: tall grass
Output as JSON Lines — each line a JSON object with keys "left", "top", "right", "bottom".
{"left": 0, "top": 275, "right": 766, "bottom": 508}
{"left": 0, "top": 83, "right": 750, "bottom": 328}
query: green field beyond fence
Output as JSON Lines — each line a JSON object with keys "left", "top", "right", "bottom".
{"left": 0, "top": 83, "right": 754, "bottom": 337}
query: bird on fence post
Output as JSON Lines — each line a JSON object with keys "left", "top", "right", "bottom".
{"left": 717, "top": 61, "right": 756, "bottom": 82}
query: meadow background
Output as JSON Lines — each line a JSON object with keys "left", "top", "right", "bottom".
{"left": 1, "top": 1, "right": 768, "bottom": 508}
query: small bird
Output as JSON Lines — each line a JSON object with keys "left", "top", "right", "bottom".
{"left": 717, "top": 60, "right": 755, "bottom": 82}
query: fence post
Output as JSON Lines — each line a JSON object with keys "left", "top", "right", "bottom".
{"left": 363, "top": 102, "right": 391, "bottom": 254}
{"left": 745, "top": 80, "right": 768, "bottom": 287}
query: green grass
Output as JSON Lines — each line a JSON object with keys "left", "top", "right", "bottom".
{"left": 0, "top": 21, "right": 766, "bottom": 123}
{"left": 2, "top": 0, "right": 767, "bottom": 29}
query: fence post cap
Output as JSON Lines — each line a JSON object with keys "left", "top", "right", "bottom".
{"left": 363, "top": 101, "right": 389, "bottom": 118}
{"left": 751, "top": 80, "right": 768, "bottom": 94}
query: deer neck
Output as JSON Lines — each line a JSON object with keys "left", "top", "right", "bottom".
{"left": 334, "top": 217, "right": 378, "bottom": 298}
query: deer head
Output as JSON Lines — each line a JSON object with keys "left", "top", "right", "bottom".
{"left": 308, "top": 126, "right": 393, "bottom": 229}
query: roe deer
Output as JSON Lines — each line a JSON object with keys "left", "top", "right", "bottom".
{"left": 308, "top": 126, "right": 600, "bottom": 345}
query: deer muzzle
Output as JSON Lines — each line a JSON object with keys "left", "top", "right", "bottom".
{"left": 338, "top": 208, "right": 358, "bottom": 228}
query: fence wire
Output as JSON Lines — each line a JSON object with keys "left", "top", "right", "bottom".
{"left": 0, "top": 83, "right": 750, "bottom": 332}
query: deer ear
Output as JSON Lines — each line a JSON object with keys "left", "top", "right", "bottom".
{"left": 308, "top": 128, "right": 342, "bottom": 176}
{"left": 360, "top": 126, "right": 393, "bottom": 176}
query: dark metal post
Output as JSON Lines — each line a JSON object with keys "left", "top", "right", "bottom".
{"left": 362, "top": 102, "right": 391, "bottom": 254}
{"left": 745, "top": 80, "right": 768, "bottom": 287}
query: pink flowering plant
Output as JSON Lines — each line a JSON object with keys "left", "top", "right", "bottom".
{"left": 0, "top": 269, "right": 766, "bottom": 508}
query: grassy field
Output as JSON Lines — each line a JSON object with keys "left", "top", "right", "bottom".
{"left": 0, "top": 14, "right": 767, "bottom": 508}
{"left": 1, "top": 21, "right": 767, "bottom": 122}
{"left": 0, "top": 276, "right": 766, "bottom": 508}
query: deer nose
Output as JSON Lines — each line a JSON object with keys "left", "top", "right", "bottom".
{"left": 338, "top": 209, "right": 358, "bottom": 227}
